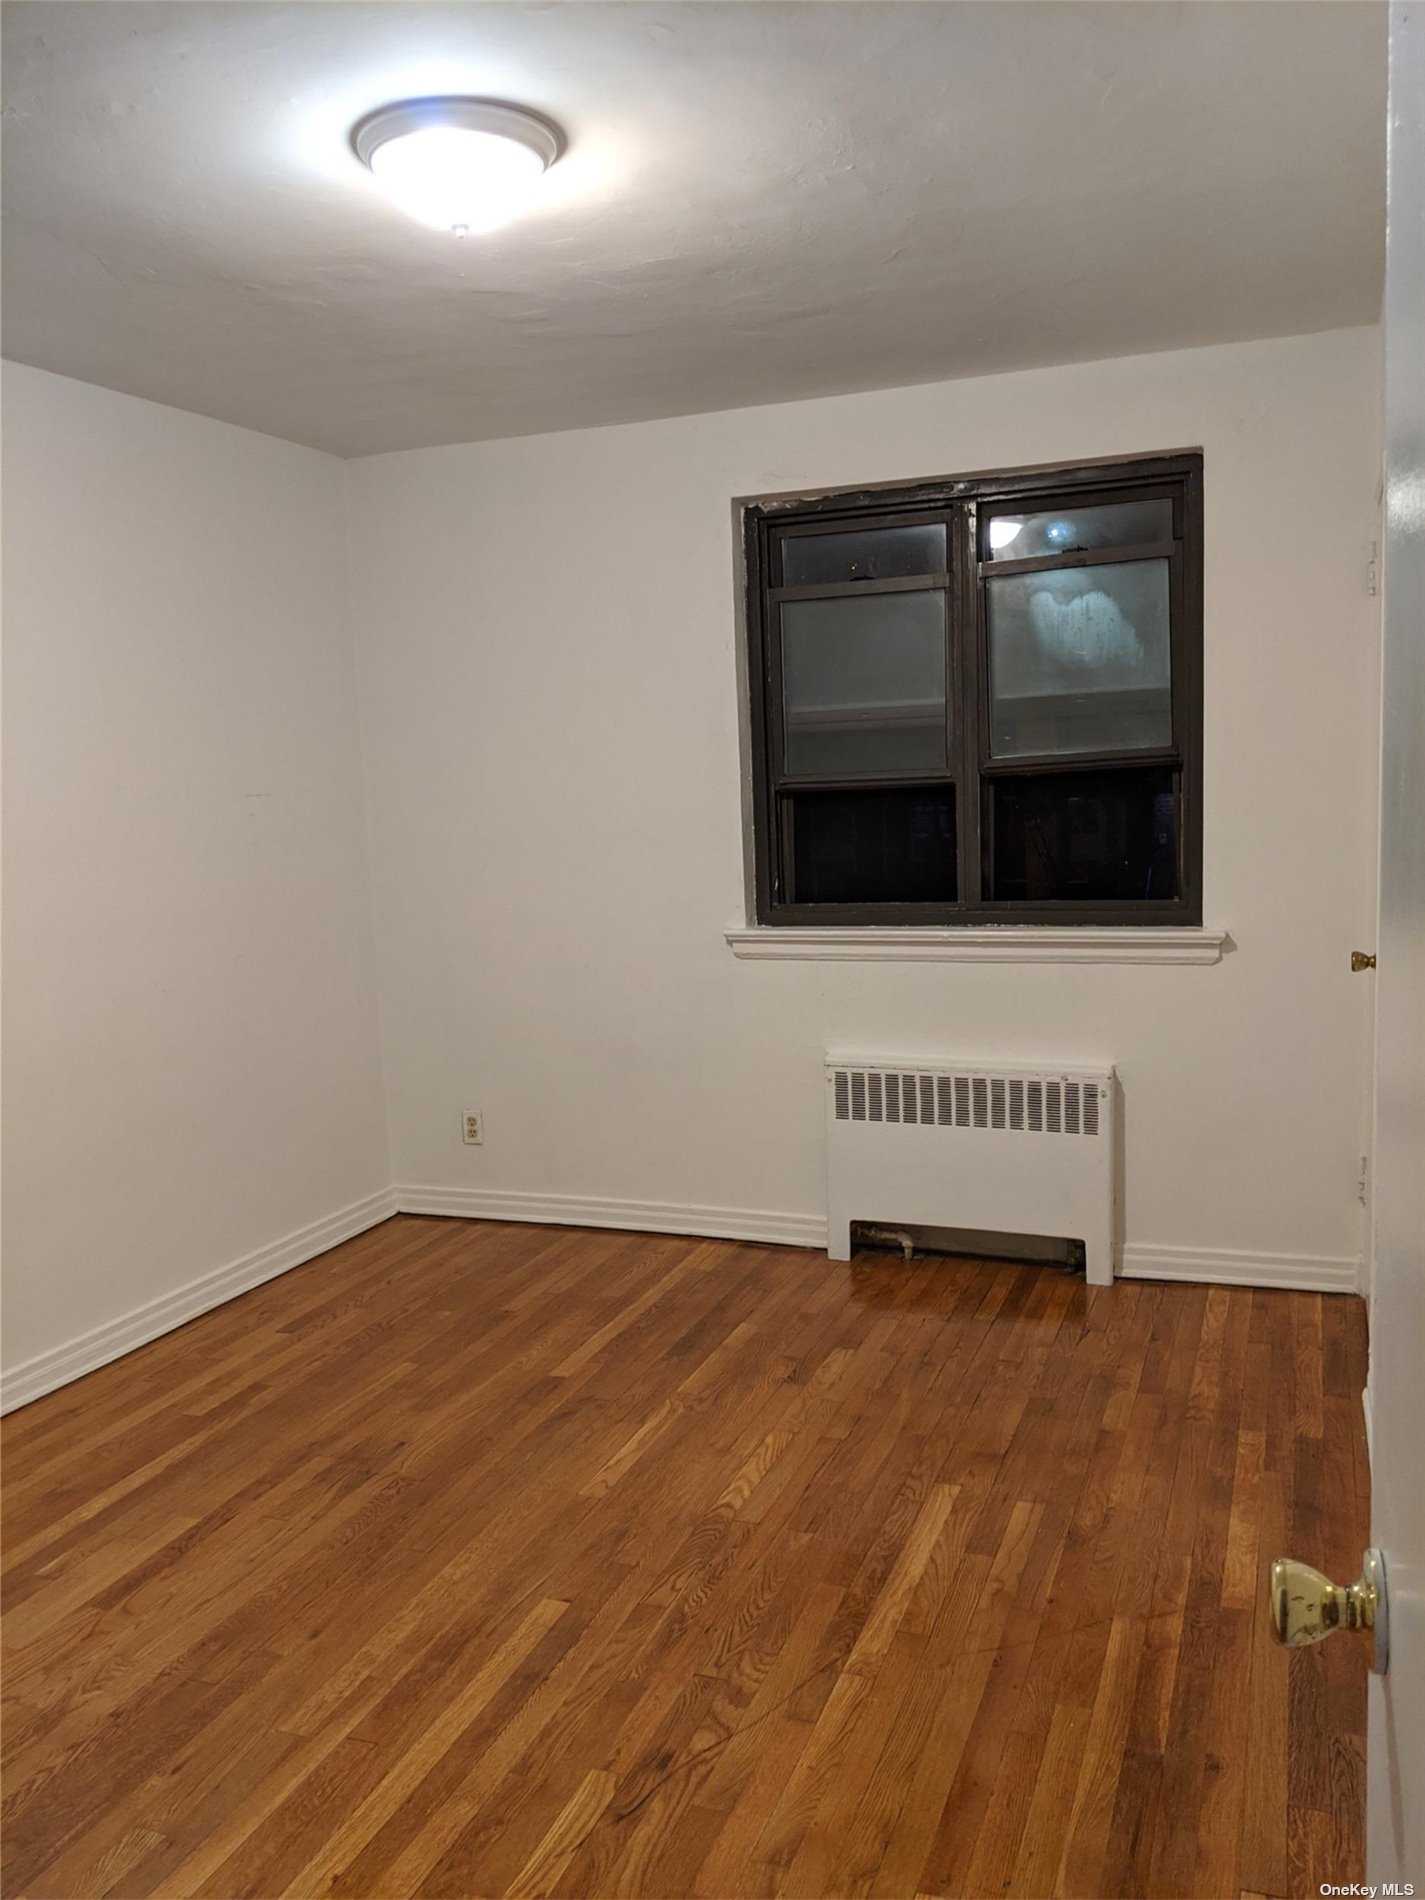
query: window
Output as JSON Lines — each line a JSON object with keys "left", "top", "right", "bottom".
{"left": 742, "top": 453, "right": 1202, "bottom": 926}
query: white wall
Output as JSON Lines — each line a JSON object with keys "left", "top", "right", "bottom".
{"left": 2, "top": 363, "right": 390, "bottom": 1392}
{"left": 0, "top": 327, "right": 1383, "bottom": 1406}
{"left": 346, "top": 326, "right": 1382, "bottom": 1282}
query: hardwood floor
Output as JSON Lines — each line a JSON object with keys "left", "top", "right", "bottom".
{"left": 2, "top": 1216, "right": 1368, "bottom": 1900}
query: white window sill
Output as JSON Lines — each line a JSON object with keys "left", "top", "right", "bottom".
{"left": 724, "top": 925, "right": 1229, "bottom": 965}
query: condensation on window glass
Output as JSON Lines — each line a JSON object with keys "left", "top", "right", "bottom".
{"left": 986, "top": 560, "right": 1171, "bottom": 757}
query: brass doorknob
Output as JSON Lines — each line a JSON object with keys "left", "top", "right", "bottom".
{"left": 1269, "top": 1549, "right": 1389, "bottom": 1671}
{"left": 1351, "top": 950, "right": 1377, "bottom": 971}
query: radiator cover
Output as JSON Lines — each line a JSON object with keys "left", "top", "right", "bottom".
{"left": 825, "top": 1053, "right": 1118, "bottom": 1285}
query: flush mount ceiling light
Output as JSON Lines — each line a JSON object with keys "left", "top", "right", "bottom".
{"left": 351, "top": 97, "right": 563, "bottom": 236}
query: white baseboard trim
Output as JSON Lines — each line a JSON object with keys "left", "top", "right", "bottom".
{"left": 1119, "top": 1242, "right": 1362, "bottom": 1295}
{"left": 2, "top": 1191, "right": 1361, "bottom": 1415}
{"left": 0, "top": 1188, "right": 399, "bottom": 1416}
{"left": 393, "top": 1185, "right": 827, "bottom": 1250}
{"left": 396, "top": 1191, "right": 1363, "bottom": 1297}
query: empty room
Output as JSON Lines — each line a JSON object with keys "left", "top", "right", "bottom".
{"left": 2, "top": 3, "right": 1422, "bottom": 1897}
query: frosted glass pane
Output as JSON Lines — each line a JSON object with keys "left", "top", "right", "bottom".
{"left": 781, "top": 591, "right": 947, "bottom": 777}
{"left": 984, "top": 499, "right": 1172, "bottom": 561}
{"left": 986, "top": 560, "right": 1171, "bottom": 758}
{"left": 782, "top": 523, "right": 946, "bottom": 587}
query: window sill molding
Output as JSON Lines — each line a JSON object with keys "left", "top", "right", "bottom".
{"left": 724, "top": 925, "right": 1229, "bottom": 966}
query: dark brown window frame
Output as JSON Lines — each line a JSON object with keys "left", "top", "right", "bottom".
{"left": 742, "top": 451, "right": 1204, "bottom": 928}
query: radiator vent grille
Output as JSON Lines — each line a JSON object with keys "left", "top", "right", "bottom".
{"left": 830, "top": 1066, "right": 1103, "bottom": 1136}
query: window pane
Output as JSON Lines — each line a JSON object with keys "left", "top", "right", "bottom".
{"left": 788, "top": 786, "right": 956, "bottom": 905}
{"left": 781, "top": 523, "right": 946, "bottom": 586}
{"left": 984, "top": 498, "right": 1172, "bottom": 562}
{"left": 991, "top": 767, "right": 1177, "bottom": 903}
{"left": 986, "top": 559, "right": 1172, "bottom": 758}
{"left": 781, "top": 591, "right": 947, "bottom": 777}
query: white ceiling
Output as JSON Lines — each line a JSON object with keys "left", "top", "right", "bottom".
{"left": 1, "top": 1, "right": 1386, "bottom": 458}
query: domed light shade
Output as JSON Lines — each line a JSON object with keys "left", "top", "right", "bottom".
{"left": 352, "top": 98, "right": 563, "bottom": 236}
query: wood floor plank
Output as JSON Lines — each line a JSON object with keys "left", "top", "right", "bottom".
{"left": 1, "top": 1216, "right": 1369, "bottom": 1899}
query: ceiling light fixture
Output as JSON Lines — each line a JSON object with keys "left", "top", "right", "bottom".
{"left": 351, "top": 97, "right": 563, "bottom": 236}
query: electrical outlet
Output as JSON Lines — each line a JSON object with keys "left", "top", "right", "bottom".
{"left": 462, "top": 1110, "right": 483, "bottom": 1146}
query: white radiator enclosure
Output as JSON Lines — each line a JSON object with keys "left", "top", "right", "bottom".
{"left": 825, "top": 1053, "right": 1119, "bottom": 1285}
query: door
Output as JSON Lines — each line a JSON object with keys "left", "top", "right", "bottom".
{"left": 1367, "top": 1, "right": 1425, "bottom": 1878}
